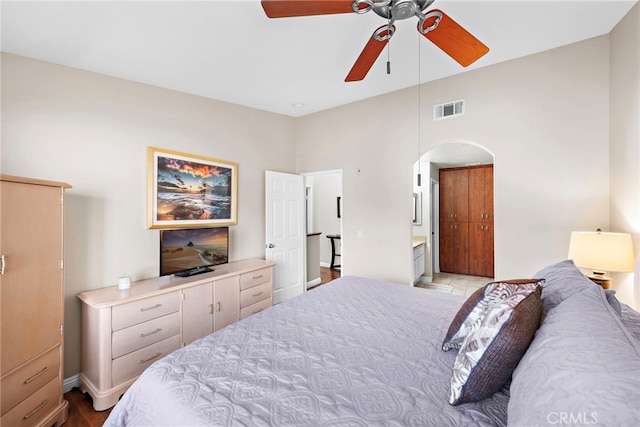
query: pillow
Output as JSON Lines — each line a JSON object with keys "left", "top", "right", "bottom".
{"left": 534, "top": 259, "right": 594, "bottom": 311}
{"left": 442, "top": 279, "right": 544, "bottom": 351}
{"left": 448, "top": 286, "right": 543, "bottom": 405}
{"left": 509, "top": 284, "right": 640, "bottom": 426}
{"left": 604, "top": 289, "right": 622, "bottom": 316}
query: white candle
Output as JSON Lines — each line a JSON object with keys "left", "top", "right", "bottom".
{"left": 118, "top": 276, "right": 131, "bottom": 290}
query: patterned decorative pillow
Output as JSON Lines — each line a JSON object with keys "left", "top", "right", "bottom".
{"left": 442, "top": 279, "right": 544, "bottom": 351}
{"left": 449, "top": 286, "right": 543, "bottom": 405}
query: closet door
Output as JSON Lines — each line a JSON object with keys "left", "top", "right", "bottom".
{"left": 439, "top": 168, "right": 470, "bottom": 274}
{"left": 468, "top": 166, "right": 494, "bottom": 277}
{"left": 469, "top": 166, "right": 493, "bottom": 223}
{"left": 1, "top": 181, "right": 64, "bottom": 374}
{"left": 469, "top": 223, "right": 494, "bottom": 277}
{"left": 439, "top": 222, "right": 469, "bottom": 274}
{"left": 440, "top": 168, "right": 469, "bottom": 223}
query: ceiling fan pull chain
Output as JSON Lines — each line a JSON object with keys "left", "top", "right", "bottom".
{"left": 386, "top": 14, "right": 394, "bottom": 75}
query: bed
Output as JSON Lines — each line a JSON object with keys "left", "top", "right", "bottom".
{"left": 105, "top": 260, "right": 640, "bottom": 426}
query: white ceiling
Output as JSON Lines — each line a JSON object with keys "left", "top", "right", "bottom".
{"left": 1, "top": 0, "right": 637, "bottom": 117}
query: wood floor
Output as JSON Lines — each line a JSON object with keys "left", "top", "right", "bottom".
{"left": 62, "top": 267, "right": 341, "bottom": 425}
{"left": 64, "top": 388, "right": 111, "bottom": 426}
{"left": 319, "top": 266, "right": 341, "bottom": 284}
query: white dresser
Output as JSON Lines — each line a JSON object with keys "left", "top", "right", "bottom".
{"left": 78, "top": 258, "right": 274, "bottom": 411}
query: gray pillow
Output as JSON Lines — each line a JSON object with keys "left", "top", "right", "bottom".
{"left": 534, "top": 259, "right": 594, "bottom": 311}
{"left": 604, "top": 289, "right": 623, "bottom": 316}
{"left": 508, "top": 284, "right": 640, "bottom": 426}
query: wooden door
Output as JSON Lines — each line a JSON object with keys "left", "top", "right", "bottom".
{"left": 440, "top": 168, "right": 469, "bottom": 222}
{"left": 469, "top": 166, "right": 493, "bottom": 222}
{"left": 1, "top": 181, "right": 64, "bottom": 375}
{"left": 439, "top": 222, "right": 469, "bottom": 274}
{"left": 439, "top": 168, "right": 470, "bottom": 275}
{"left": 213, "top": 276, "right": 239, "bottom": 332}
{"left": 468, "top": 165, "right": 494, "bottom": 277}
{"left": 469, "top": 223, "right": 494, "bottom": 277}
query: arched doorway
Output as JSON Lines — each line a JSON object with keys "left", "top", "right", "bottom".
{"left": 412, "top": 141, "right": 494, "bottom": 291}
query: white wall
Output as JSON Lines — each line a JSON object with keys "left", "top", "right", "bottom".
{"left": 296, "top": 35, "right": 611, "bottom": 287}
{"left": 1, "top": 53, "right": 296, "bottom": 377}
{"left": 609, "top": 3, "right": 640, "bottom": 307}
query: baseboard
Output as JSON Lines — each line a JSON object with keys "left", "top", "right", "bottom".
{"left": 306, "top": 277, "right": 321, "bottom": 289}
{"left": 319, "top": 262, "right": 331, "bottom": 268}
{"left": 63, "top": 373, "right": 80, "bottom": 393}
{"left": 420, "top": 275, "right": 433, "bottom": 284}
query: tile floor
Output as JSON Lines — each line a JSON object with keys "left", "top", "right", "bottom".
{"left": 415, "top": 272, "right": 493, "bottom": 297}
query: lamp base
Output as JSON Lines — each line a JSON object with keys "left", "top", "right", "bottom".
{"left": 587, "top": 271, "right": 611, "bottom": 289}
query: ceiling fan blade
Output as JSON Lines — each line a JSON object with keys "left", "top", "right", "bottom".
{"left": 345, "top": 25, "right": 395, "bottom": 82}
{"left": 261, "top": 0, "right": 355, "bottom": 18}
{"left": 419, "top": 9, "right": 489, "bottom": 67}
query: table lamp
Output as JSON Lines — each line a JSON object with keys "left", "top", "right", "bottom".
{"left": 568, "top": 229, "right": 635, "bottom": 289}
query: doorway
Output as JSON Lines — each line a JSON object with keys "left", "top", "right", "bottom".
{"left": 302, "top": 170, "right": 343, "bottom": 288}
{"left": 412, "top": 142, "right": 494, "bottom": 284}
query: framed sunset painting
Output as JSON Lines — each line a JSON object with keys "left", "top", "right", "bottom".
{"left": 147, "top": 147, "right": 237, "bottom": 229}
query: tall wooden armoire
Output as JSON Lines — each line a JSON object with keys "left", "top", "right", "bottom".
{"left": 439, "top": 165, "right": 494, "bottom": 278}
{"left": 1, "top": 175, "right": 70, "bottom": 426}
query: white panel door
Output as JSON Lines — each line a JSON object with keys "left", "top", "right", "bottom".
{"left": 265, "top": 171, "right": 305, "bottom": 304}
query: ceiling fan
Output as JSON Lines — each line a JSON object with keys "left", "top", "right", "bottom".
{"left": 261, "top": 0, "right": 489, "bottom": 82}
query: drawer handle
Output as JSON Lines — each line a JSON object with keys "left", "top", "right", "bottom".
{"left": 140, "top": 303, "right": 162, "bottom": 312}
{"left": 23, "top": 399, "right": 47, "bottom": 420}
{"left": 140, "top": 328, "right": 162, "bottom": 338}
{"left": 139, "top": 352, "right": 162, "bottom": 364}
{"left": 252, "top": 308, "right": 264, "bottom": 315}
{"left": 24, "top": 366, "right": 48, "bottom": 384}
{"left": 252, "top": 291, "right": 264, "bottom": 297}
{"left": 252, "top": 274, "right": 263, "bottom": 280}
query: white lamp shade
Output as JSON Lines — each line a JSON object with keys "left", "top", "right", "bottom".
{"left": 568, "top": 231, "right": 635, "bottom": 273}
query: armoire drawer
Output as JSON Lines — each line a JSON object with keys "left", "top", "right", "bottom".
{"left": 1, "top": 347, "right": 59, "bottom": 415}
{"left": 240, "top": 268, "right": 271, "bottom": 291}
{"left": 112, "top": 335, "right": 180, "bottom": 386}
{"left": 112, "top": 292, "right": 180, "bottom": 331}
{"left": 1, "top": 376, "right": 59, "bottom": 427}
{"left": 240, "top": 281, "right": 271, "bottom": 309}
{"left": 112, "top": 312, "right": 180, "bottom": 359}
{"left": 240, "top": 297, "right": 272, "bottom": 320}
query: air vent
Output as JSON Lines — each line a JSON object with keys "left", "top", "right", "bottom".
{"left": 433, "top": 99, "right": 465, "bottom": 120}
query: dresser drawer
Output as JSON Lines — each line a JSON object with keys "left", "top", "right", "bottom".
{"left": 240, "top": 297, "right": 272, "bottom": 320}
{"left": 240, "top": 281, "right": 271, "bottom": 309}
{"left": 112, "top": 292, "right": 180, "bottom": 331}
{"left": 240, "top": 267, "right": 271, "bottom": 291}
{"left": 1, "top": 347, "right": 59, "bottom": 415}
{"left": 1, "top": 376, "right": 60, "bottom": 427}
{"left": 112, "top": 312, "right": 180, "bottom": 359}
{"left": 112, "top": 335, "right": 180, "bottom": 386}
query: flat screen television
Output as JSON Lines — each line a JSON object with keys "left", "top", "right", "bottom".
{"left": 160, "top": 227, "right": 229, "bottom": 277}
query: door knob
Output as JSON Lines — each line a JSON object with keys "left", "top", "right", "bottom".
{"left": 267, "top": 243, "right": 275, "bottom": 248}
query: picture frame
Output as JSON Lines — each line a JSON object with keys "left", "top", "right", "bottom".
{"left": 413, "top": 193, "right": 422, "bottom": 225}
{"left": 147, "top": 146, "right": 238, "bottom": 229}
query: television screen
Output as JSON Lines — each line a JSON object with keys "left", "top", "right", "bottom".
{"left": 160, "top": 227, "right": 229, "bottom": 277}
